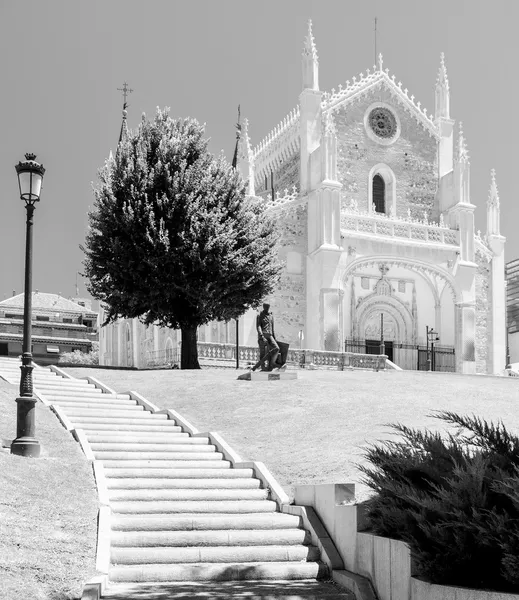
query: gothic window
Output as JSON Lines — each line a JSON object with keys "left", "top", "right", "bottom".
{"left": 373, "top": 174, "right": 385, "bottom": 213}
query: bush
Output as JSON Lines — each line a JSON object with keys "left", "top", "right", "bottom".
{"left": 59, "top": 341, "right": 99, "bottom": 366}
{"left": 358, "top": 411, "right": 519, "bottom": 592}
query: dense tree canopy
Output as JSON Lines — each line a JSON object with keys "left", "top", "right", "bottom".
{"left": 82, "top": 108, "right": 282, "bottom": 368}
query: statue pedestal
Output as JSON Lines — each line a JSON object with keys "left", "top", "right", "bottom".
{"left": 237, "top": 371, "right": 298, "bottom": 381}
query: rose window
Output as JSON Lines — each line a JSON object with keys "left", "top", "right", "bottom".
{"left": 368, "top": 107, "right": 397, "bottom": 139}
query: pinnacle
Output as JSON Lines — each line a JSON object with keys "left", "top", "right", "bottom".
{"left": 303, "top": 18, "right": 318, "bottom": 61}
{"left": 436, "top": 52, "right": 449, "bottom": 90}
{"left": 239, "top": 118, "right": 253, "bottom": 160}
{"left": 488, "top": 168, "right": 499, "bottom": 206}
{"left": 378, "top": 52, "right": 383, "bottom": 72}
{"left": 456, "top": 121, "right": 469, "bottom": 164}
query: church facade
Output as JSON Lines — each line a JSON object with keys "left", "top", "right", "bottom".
{"left": 100, "top": 21, "right": 506, "bottom": 375}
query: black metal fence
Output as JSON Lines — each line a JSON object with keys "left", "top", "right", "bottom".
{"left": 344, "top": 338, "right": 455, "bottom": 372}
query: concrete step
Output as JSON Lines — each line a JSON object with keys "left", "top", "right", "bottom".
{"left": 90, "top": 441, "right": 212, "bottom": 452}
{"left": 110, "top": 500, "right": 278, "bottom": 514}
{"left": 106, "top": 478, "right": 260, "bottom": 490}
{"left": 71, "top": 414, "right": 169, "bottom": 424}
{"left": 108, "top": 561, "right": 327, "bottom": 582}
{"left": 105, "top": 468, "right": 251, "bottom": 479}
{"left": 75, "top": 423, "right": 182, "bottom": 433}
{"left": 102, "top": 460, "right": 231, "bottom": 469}
{"left": 3, "top": 372, "right": 61, "bottom": 382}
{"left": 94, "top": 452, "right": 224, "bottom": 461}
{"left": 62, "top": 408, "right": 148, "bottom": 418}
{"left": 111, "top": 513, "right": 302, "bottom": 532}
{"left": 38, "top": 387, "right": 103, "bottom": 396}
{"left": 111, "top": 529, "right": 309, "bottom": 547}
{"left": 107, "top": 489, "right": 269, "bottom": 502}
{"left": 111, "top": 544, "right": 320, "bottom": 565}
{"left": 45, "top": 394, "right": 134, "bottom": 403}
{"left": 50, "top": 400, "right": 141, "bottom": 410}
{"left": 86, "top": 433, "right": 190, "bottom": 443}
{"left": 35, "top": 379, "right": 91, "bottom": 388}
{"left": 101, "top": 580, "right": 350, "bottom": 600}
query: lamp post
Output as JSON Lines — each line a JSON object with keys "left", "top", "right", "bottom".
{"left": 426, "top": 325, "right": 439, "bottom": 372}
{"left": 10, "top": 153, "right": 45, "bottom": 458}
{"left": 235, "top": 319, "right": 239, "bottom": 369}
{"left": 379, "top": 313, "right": 385, "bottom": 356}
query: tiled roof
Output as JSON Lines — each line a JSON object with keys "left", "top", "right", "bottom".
{"left": 0, "top": 292, "right": 96, "bottom": 314}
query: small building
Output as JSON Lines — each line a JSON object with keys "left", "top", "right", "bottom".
{"left": 0, "top": 292, "right": 98, "bottom": 365}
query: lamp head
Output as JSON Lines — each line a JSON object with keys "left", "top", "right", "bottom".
{"left": 15, "top": 153, "right": 45, "bottom": 204}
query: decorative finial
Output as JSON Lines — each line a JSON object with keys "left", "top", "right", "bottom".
{"left": 378, "top": 52, "right": 383, "bottom": 71}
{"left": 456, "top": 121, "right": 470, "bottom": 164}
{"left": 488, "top": 168, "right": 499, "bottom": 207}
{"left": 303, "top": 19, "right": 318, "bottom": 61}
{"left": 24, "top": 153, "right": 37, "bottom": 161}
{"left": 436, "top": 52, "right": 449, "bottom": 90}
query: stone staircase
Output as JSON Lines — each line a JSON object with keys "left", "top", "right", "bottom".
{"left": 0, "top": 357, "right": 353, "bottom": 599}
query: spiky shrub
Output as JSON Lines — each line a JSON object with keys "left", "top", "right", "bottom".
{"left": 82, "top": 109, "right": 282, "bottom": 369}
{"left": 359, "top": 411, "right": 519, "bottom": 591}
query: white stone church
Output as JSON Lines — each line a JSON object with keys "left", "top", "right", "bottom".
{"left": 100, "top": 21, "right": 505, "bottom": 375}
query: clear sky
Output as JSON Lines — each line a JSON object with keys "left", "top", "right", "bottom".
{"left": 0, "top": 0, "right": 515, "bottom": 305}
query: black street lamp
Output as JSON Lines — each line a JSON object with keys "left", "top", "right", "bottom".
{"left": 10, "top": 153, "right": 45, "bottom": 458}
{"left": 379, "top": 313, "right": 385, "bottom": 356}
{"left": 426, "top": 325, "right": 440, "bottom": 372}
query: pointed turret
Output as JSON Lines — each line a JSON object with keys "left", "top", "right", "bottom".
{"left": 117, "top": 82, "right": 133, "bottom": 146}
{"left": 455, "top": 121, "right": 470, "bottom": 165}
{"left": 487, "top": 168, "right": 500, "bottom": 236}
{"left": 119, "top": 103, "right": 129, "bottom": 144}
{"left": 302, "top": 19, "right": 319, "bottom": 91}
{"left": 231, "top": 105, "right": 241, "bottom": 170}
{"left": 300, "top": 19, "right": 322, "bottom": 194}
{"left": 237, "top": 118, "right": 256, "bottom": 196}
{"left": 485, "top": 167, "right": 506, "bottom": 374}
{"left": 321, "top": 111, "right": 338, "bottom": 182}
{"left": 435, "top": 52, "right": 450, "bottom": 120}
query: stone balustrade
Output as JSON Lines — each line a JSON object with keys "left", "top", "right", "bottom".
{"left": 341, "top": 210, "right": 459, "bottom": 246}
{"left": 146, "top": 341, "right": 386, "bottom": 372}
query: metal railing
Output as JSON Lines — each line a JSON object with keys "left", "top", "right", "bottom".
{"left": 344, "top": 338, "right": 455, "bottom": 372}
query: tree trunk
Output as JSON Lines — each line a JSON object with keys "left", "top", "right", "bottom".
{"left": 181, "top": 326, "right": 201, "bottom": 369}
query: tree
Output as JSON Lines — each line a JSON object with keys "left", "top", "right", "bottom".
{"left": 82, "top": 108, "right": 282, "bottom": 369}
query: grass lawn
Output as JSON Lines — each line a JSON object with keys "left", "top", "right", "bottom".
{"left": 0, "top": 379, "right": 99, "bottom": 600}
{"left": 65, "top": 367, "right": 519, "bottom": 502}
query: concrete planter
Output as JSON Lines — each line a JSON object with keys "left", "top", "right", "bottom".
{"left": 293, "top": 483, "right": 519, "bottom": 600}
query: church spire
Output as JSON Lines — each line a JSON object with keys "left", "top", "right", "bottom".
{"left": 117, "top": 82, "right": 133, "bottom": 144}
{"left": 233, "top": 109, "right": 255, "bottom": 196}
{"left": 435, "top": 52, "right": 450, "bottom": 120}
{"left": 232, "top": 105, "right": 241, "bottom": 170}
{"left": 302, "top": 19, "right": 319, "bottom": 91}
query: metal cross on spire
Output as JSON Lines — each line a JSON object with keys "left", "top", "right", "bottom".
{"left": 117, "top": 82, "right": 133, "bottom": 109}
